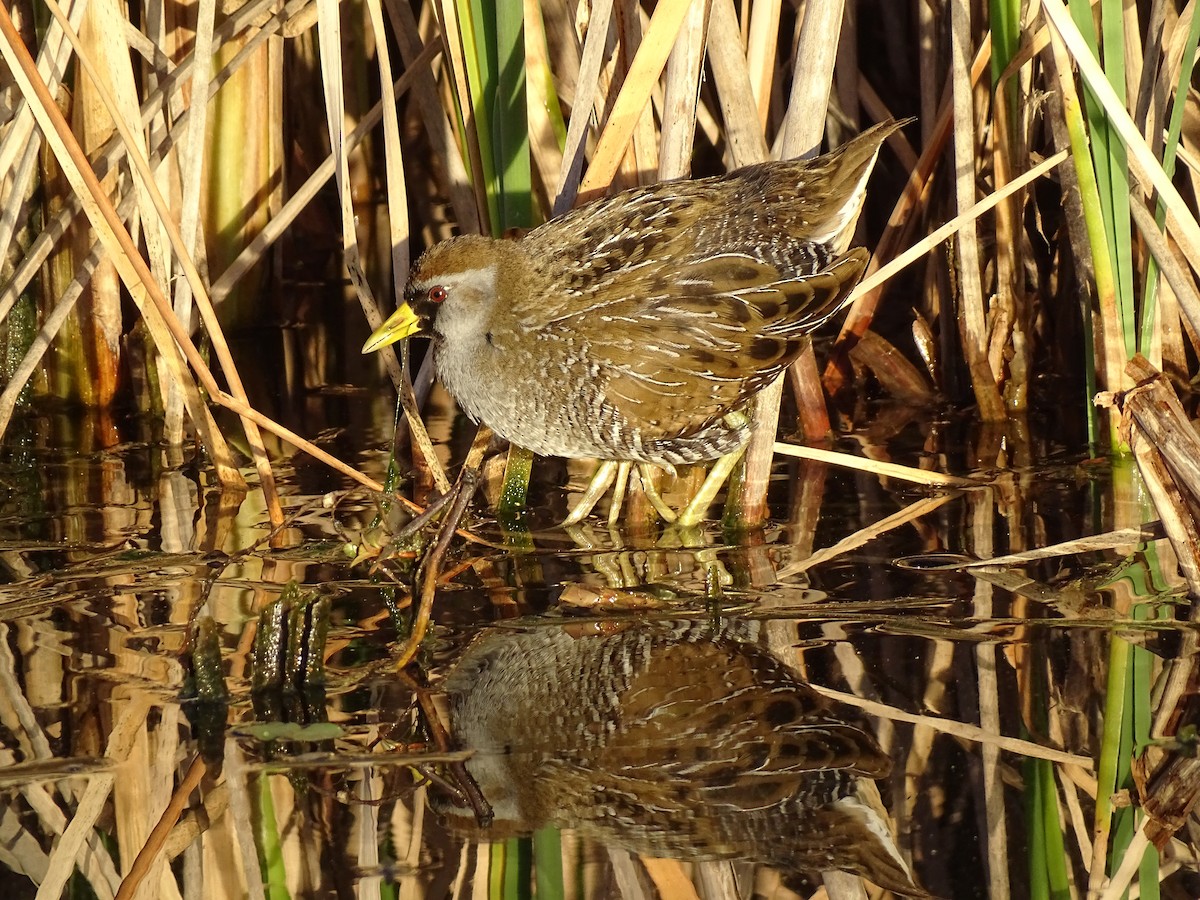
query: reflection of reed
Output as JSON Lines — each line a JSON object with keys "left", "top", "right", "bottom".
{"left": 439, "top": 620, "right": 926, "bottom": 896}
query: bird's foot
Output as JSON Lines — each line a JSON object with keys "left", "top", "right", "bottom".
{"left": 564, "top": 448, "right": 744, "bottom": 528}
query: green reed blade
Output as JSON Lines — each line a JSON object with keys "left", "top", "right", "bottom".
{"left": 493, "top": 0, "right": 531, "bottom": 230}
{"left": 989, "top": 0, "right": 1020, "bottom": 112}
{"left": 457, "top": 0, "right": 499, "bottom": 235}
{"left": 257, "top": 775, "right": 291, "bottom": 900}
{"left": 1068, "top": 0, "right": 1134, "bottom": 367}
{"left": 1138, "top": 5, "right": 1200, "bottom": 354}
{"left": 1100, "top": 0, "right": 1136, "bottom": 354}
{"left": 534, "top": 827, "right": 564, "bottom": 899}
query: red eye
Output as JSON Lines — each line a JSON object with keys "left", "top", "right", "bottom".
{"left": 428, "top": 286, "right": 448, "bottom": 303}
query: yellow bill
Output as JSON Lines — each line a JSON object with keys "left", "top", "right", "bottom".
{"left": 362, "top": 302, "right": 422, "bottom": 353}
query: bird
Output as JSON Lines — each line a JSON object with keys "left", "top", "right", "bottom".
{"left": 363, "top": 120, "right": 906, "bottom": 526}
{"left": 432, "top": 620, "right": 927, "bottom": 897}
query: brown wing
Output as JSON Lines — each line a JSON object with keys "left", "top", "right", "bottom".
{"left": 578, "top": 249, "right": 868, "bottom": 438}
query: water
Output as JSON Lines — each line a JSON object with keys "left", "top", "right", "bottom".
{"left": 0, "top": 398, "right": 1194, "bottom": 899}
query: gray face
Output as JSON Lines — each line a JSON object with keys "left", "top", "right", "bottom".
{"left": 409, "top": 265, "right": 500, "bottom": 348}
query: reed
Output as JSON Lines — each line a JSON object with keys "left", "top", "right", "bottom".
{"left": 5, "top": 4, "right": 1200, "bottom": 895}
{"left": 5, "top": 0, "right": 1199, "bottom": 507}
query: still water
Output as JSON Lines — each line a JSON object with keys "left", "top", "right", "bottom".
{"left": 0, "top": 393, "right": 1195, "bottom": 899}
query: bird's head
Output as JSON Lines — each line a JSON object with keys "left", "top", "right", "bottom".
{"left": 361, "top": 234, "right": 521, "bottom": 353}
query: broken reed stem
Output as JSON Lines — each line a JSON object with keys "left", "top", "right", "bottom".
{"left": 1106, "top": 355, "right": 1200, "bottom": 597}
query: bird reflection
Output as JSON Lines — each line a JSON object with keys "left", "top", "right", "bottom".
{"left": 436, "top": 620, "right": 925, "bottom": 897}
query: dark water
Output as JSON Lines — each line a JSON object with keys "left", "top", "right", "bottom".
{"left": 0, "top": 394, "right": 1196, "bottom": 900}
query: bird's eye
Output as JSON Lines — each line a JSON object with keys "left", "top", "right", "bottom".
{"left": 428, "top": 285, "right": 448, "bottom": 303}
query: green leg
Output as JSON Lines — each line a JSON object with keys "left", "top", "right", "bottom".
{"left": 562, "top": 460, "right": 618, "bottom": 526}
{"left": 675, "top": 447, "right": 747, "bottom": 528}
{"left": 606, "top": 461, "right": 632, "bottom": 527}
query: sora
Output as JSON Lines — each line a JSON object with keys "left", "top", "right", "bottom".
{"left": 436, "top": 621, "right": 926, "bottom": 896}
{"left": 364, "top": 119, "right": 905, "bottom": 525}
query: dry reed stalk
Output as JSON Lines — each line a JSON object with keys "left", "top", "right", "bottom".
{"left": 826, "top": 42, "right": 989, "bottom": 394}
{"left": 434, "top": 0, "right": 492, "bottom": 233}
{"left": 0, "top": 4, "right": 248, "bottom": 487}
{"left": 384, "top": 0, "right": 479, "bottom": 234}
{"left": 39, "top": 0, "right": 286, "bottom": 524}
{"left": 812, "top": 685, "right": 1093, "bottom": 768}
{"left": 554, "top": 0, "right": 615, "bottom": 213}
{"left": 36, "top": 696, "right": 151, "bottom": 900}
{"left": 841, "top": 148, "right": 1070, "bottom": 338}
{"left": 904, "top": 641, "right": 955, "bottom": 839}
{"left": 166, "top": 0, "right": 217, "bottom": 441}
{"left": 784, "top": 461, "right": 827, "bottom": 561}
{"left": 607, "top": 847, "right": 651, "bottom": 899}
{"left": 576, "top": 0, "right": 694, "bottom": 198}
{"left": 1130, "top": 195, "right": 1200, "bottom": 336}
{"left": 0, "top": 11, "right": 423, "bottom": 513}
{"left": 352, "top": 775, "right": 383, "bottom": 896}
{"left": 202, "top": 11, "right": 279, "bottom": 331}
{"left": 221, "top": 740, "right": 265, "bottom": 900}
{"left": 743, "top": 0, "right": 780, "bottom": 131}
{"left": 706, "top": 0, "right": 769, "bottom": 168}
{"left": 917, "top": 0, "right": 939, "bottom": 143}
{"left": 1044, "top": 3, "right": 1200, "bottom": 291}
{"left": 210, "top": 40, "right": 442, "bottom": 303}
{"left": 771, "top": 442, "right": 970, "bottom": 487}
{"left": 56, "top": 0, "right": 130, "bottom": 409}
{"left": 950, "top": 0, "right": 1005, "bottom": 422}
{"left": 0, "top": 624, "right": 123, "bottom": 892}
{"left": 115, "top": 756, "right": 206, "bottom": 900}
{"left": 658, "top": 0, "right": 709, "bottom": 181}
{"left": 0, "top": 241, "right": 109, "bottom": 433}
{"left": 525, "top": 0, "right": 566, "bottom": 211}
{"left": 111, "top": 720, "right": 178, "bottom": 900}
{"left": 989, "top": 85, "right": 1025, "bottom": 408}
{"left": 315, "top": 0, "right": 388, "bottom": 370}
{"left": 640, "top": 858, "right": 702, "bottom": 899}
{"left": 0, "top": 0, "right": 297, "bottom": 334}
{"left": 360, "top": 0, "right": 451, "bottom": 496}
{"left": 615, "top": 0, "right": 659, "bottom": 184}
{"left": 371, "top": 0, "right": 412, "bottom": 255}
{"left": 968, "top": 487, "right": 1012, "bottom": 899}
{"left": 1100, "top": 825, "right": 1155, "bottom": 900}
{"left": 734, "top": 0, "right": 843, "bottom": 528}
{"left": 0, "top": 0, "right": 85, "bottom": 266}
{"left": 775, "top": 493, "right": 957, "bottom": 579}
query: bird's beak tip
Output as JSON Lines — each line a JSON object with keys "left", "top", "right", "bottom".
{"left": 362, "top": 303, "right": 422, "bottom": 353}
